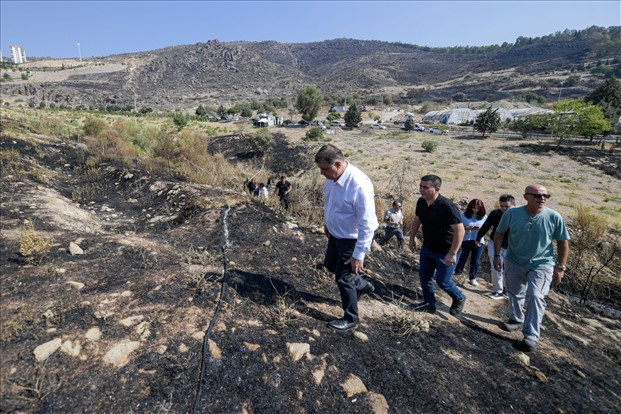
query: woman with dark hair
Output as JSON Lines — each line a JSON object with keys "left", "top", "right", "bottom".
{"left": 454, "top": 199, "right": 487, "bottom": 286}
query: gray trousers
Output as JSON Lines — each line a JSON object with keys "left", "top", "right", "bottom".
{"left": 505, "top": 259, "right": 553, "bottom": 342}
{"left": 487, "top": 240, "right": 507, "bottom": 294}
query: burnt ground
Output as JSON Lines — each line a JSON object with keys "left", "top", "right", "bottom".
{"left": 1, "top": 133, "right": 621, "bottom": 414}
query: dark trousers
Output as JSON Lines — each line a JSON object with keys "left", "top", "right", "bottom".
{"left": 379, "top": 226, "right": 404, "bottom": 247}
{"left": 279, "top": 195, "right": 290, "bottom": 210}
{"left": 455, "top": 240, "right": 485, "bottom": 279}
{"left": 324, "top": 236, "right": 372, "bottom": 322}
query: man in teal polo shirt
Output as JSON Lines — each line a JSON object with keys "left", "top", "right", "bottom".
{"left": 493, "top": 184, "right": 569, "bottom": 352}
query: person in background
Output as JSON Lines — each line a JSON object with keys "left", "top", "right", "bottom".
{"left": 315, "top": 144, "right": 378, "bottom": 332}
{"left": 408, "top": 174, "right": 466, "bottom": 316}
{"left": 274, "top": 175, "right": 292, "bottom": 210}
{"left": 379, "top": 200, "right": 404, "bottom": 248}
{"left": 476, "top": 194, "right": 516, "bottom": 299}
{"left": 494, "top": 184, "right": 569, "bottom": 352}
{"left": 454, "top": 199, "right": 487, "bottom": 286}
{"left": 258, "top": 182, "right": 269, "bottom": 201}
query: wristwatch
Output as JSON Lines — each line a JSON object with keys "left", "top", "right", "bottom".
{"left": 555, "top": 264, "right": 567, "bottom": 271}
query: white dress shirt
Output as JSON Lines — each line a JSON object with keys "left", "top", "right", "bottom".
{"left": 324, "top": 162, "right": 379, "bottom": 260}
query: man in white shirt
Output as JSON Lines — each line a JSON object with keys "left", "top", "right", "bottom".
{"left": 315, "top": 144, "right": 379, "bottom": 332}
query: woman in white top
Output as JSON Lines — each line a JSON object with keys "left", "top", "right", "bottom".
{"left": 258, "top": 182, "right": 269, "bottom": 200}
{"left": 454, "top": 199, "right": 488, "bottom": 286}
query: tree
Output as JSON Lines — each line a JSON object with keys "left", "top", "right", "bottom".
{"left": 403, "top": 117, "right": 415, "bottom": 131}
{"left": 575, "top": 103, "right": 612, "bottom": 143}
{"left": 549, "top": 99, "right": 611, "bottom": 146}
{"left": 474, "top": 107, "right": 500, "bottom": 137}
{"left": 296, "top": 85, "right": 323, "bottom": 122}
{"left": 240, "top": 105, "right": 253, "bottom": 118}
{"left": 510, "top": 118, "right": 536, "bottom": 139}
{"left": 585, "top": 76, "right": 621, "bottom": 127}
{"left": 344, "top": 103, "right": 362, "bottom": 128}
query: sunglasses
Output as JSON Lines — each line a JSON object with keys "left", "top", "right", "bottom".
{"left": 526, "top": 193, "right": 551, "bottom": 199}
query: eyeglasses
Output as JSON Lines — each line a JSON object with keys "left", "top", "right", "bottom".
{"left": 526, "top": 193, "right": 551, "bottom": 199}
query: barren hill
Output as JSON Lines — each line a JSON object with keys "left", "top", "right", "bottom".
{"left": 2, "top": 26, "right": 619, "bottom": 110}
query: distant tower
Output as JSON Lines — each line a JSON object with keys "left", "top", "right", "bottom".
{"left": 10, "top": 45, "right": 27, "bottom": 64}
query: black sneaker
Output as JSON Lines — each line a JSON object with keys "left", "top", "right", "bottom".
{"left": 514, "top": 337, "right": 537, "bottom": 352}
{"left": 449, "top": 297, "right": 466, "bottom": 316}
{"left": 411, "top": 302, "right": 436, "bottom": 314}
{"left": 488, "top": 292, "right": 505, "bottom": 300}
{"left": 500, "top": 319, "right": 522, "bottom": 332}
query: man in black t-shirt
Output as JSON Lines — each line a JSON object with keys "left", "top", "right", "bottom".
{"left": 408, "top": 174, "right": 466, "bottom": 316}
{"left": 274, "top": 175, "right": 292, "bottom": 210}
{"left": 476, "top": 194, "right": 516, "bottom": 299}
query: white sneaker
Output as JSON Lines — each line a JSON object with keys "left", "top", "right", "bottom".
{"left": 488, "top": 292, "right": 504, "bottom": 300}
{"left": 468, "top": 279, "right": 479, "bottom": 286}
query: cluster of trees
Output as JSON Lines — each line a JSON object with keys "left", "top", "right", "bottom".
{"left": 473, "top": 77, "right": 620, "bottom": 144}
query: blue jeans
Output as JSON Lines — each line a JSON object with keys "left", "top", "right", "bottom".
{"left": 419, "top": 246, "right": 464, "bottom": 307}
{"left": 324, "top": 236, "right": 373, "bottom": 322}
{"left": 455, "top": 240, "right": 485, "bottom": 279}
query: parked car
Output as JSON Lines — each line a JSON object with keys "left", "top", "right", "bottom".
{"left": 428, "top": 127, "right": 445, "bottom": 134}
{"left": 413, "top": 123, "right": 425, "bottom": 131}
{"left": 371, "top": 123, "right": 387, "bottom": 129}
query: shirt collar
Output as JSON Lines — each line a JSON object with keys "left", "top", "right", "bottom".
{"left": 335, "top": 162, "right": 351, "bottom": 187}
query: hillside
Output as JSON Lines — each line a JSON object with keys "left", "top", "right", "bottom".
{"left": 1, "top": 110, "right": 620, "bottom": 413}
{"left": 1, "top": 26, "right": 619, "bottom": 110}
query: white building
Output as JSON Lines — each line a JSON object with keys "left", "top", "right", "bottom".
{"left": 10, "top": 45, "right": 27, "bottom": 64}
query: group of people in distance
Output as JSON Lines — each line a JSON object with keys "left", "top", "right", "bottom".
{"left": 244, "top": 175, "right": 293, "bottom": 210}
{"left": 314, "top": 143, "right": 570, "bottom": 353}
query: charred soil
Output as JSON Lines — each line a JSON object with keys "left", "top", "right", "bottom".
{"left": 1, "top": 134, "right": 620, "bottom": 413}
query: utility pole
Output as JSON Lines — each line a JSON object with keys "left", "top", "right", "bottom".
{"left": 76, "top": 43, "right": 82, "bottom": 62}
{"left": 557, "top": 81, "right": 564, "bottom": 101}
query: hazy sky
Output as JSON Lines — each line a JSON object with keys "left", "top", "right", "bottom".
{"left": 1, "top": 1, "right": 619, "bottom": 58}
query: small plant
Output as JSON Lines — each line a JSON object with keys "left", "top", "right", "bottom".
{"left": 303, "top": 126, "right": 326, "bottom": 141}
{"left": 19, "top": 219, "right": 53, "bottom": 265}
{"left": 421, "top": 140, "right": 438, "bottom": 153}
{"left": 386, "top": 298, "right": 431, "bottom": 338}
{"left": 172, "top": 113, "right": 189, "bottom": 131}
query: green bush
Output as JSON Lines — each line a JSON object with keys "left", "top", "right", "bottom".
{"left": 304, "top": 127, "right": 326, "bottom": 141}
{"left": 421, "top": 140, "right": 438, "bottom": 153}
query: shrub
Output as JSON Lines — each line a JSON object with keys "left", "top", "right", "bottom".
{"left": 248, "top": 128, "right": 273, "bottom": 157}
{"left": 304, "top": 127, "right": 326, "bottom": 141}
{"left": 421, "top": 140, "right": 438, "bottom": 152}
{"left": 19, "top": 219, "right": 53, "bottom": 265}
{"left": 173, "top": 113, "right": 189, "bottom": 131}
{"left": 83, "top": 116, "right": 108, "bottom": 138}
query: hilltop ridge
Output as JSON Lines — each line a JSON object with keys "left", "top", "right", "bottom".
{"left": 1, "top": 26, "right": 619, "bottom": 110}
